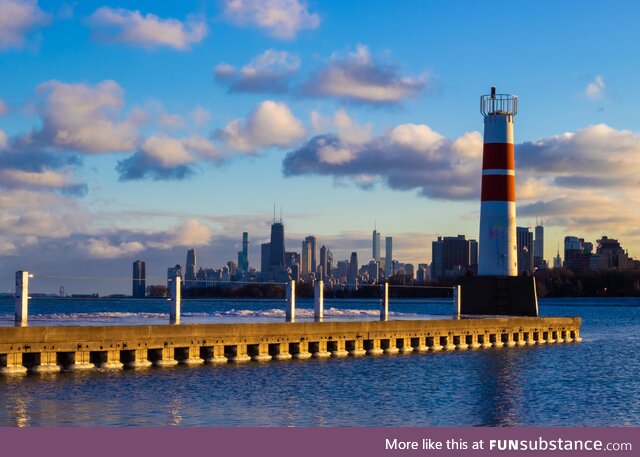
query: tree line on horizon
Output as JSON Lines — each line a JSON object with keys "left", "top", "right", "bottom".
{"left": 144, "top": 269, "right": 640, "bottom": 299}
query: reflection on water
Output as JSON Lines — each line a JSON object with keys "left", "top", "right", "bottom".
{"left": 0, "top": 299, "right": 638, "bottom": 426}
{"left": 475, "top": 350, "right": 524, "bottom": 426}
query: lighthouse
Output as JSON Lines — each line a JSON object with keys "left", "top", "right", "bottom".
{"left": 478, "top": 86, "right": 518, "bottom": 276}
{"left": 460, "top": 87, "right": 537, "bottom": 317}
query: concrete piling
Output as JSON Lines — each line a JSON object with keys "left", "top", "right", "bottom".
{"left": 152, "top": 347, "right": 178, "bottom": 367}
{"left": 366, "top": 339, "right": 384, "bottom": 356}
{"left": 122, "top": 348, "right": 152, "bottom": 369}
{"left": 205, "top": 346, "right": 227, "bottom": 364}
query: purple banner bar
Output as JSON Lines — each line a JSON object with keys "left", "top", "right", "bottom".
{"left": 1, "top": 427, "right": 637, "bottom": 457}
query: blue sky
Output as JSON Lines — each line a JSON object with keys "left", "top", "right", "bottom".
{"left": 1, "top": 0, "right": 640, "bottom": 293}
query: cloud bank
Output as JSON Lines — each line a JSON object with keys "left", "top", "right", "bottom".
{"left": 87, "top": 7, "right": 207, "bottom": 50}
{"left": 222, "top": 0, "right": 320, "bottom": 39}
{"left": 303, "top": 45, "right": 428, "bottom": 104}
{"left": 215, "top": 49, "right": 300, "bottom": 94}
{"left": 0, "top": 0, "right": 49, "bottom": 50}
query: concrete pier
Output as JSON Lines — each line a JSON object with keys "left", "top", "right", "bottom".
{"left": 0, "top": 317, "right": 581, "bottom": 374}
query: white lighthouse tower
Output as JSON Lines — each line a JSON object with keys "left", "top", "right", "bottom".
{"left": 478, "top": 86, "right": 518, "bottom": 276}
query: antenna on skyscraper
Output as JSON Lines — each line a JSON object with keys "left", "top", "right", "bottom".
{"left": 273, "top": 203, "right": 276, "bottom": 223}
{"left": 280, "top": 207, "right": 283, "bottom": 223}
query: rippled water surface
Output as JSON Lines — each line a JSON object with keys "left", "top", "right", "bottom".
{"left": 0, "top": 297, "right": 638, "bottom": 427}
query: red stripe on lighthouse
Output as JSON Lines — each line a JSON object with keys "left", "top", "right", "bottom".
{"left": 481, "top": 175, "right": 516, "bottom": 202}
{"left": 482, "top": 143, "right": 515, "bottom": 170}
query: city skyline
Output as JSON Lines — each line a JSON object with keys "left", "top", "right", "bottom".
{"left": 2, "top": 1, "right": 640, "bottom": 293}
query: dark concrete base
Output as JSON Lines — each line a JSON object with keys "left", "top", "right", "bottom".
{"left": 460, "top": 276, "right": 538, "bottom": 316}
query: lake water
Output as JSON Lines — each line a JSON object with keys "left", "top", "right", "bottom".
{"left": 0, "top": 297, "right": 638, "bottom": 427}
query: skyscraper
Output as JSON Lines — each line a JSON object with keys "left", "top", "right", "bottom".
{"left": 261, "top": 243, "right": 271, "bottom": 276}
{"left": 348, "top": 252, "right": 359, "bottom": 290}
{"left": 372, "top": 229, "right": 381, "bottom": 261}
{"left": 534, "top": 224, "right": 544, "bottom": 269}
{"left": 269, "top": 221, "right": 285, "bottom": 272}
{"left": 237, "top": 232, "right": 249, "bottom": 272}
{"left": 167, "top": 264, "right": 182, "bottom": 289}
{"left": 564, "top": 236, "right": 593, "bottom": 273}
{"left": 553, "top": 245, "right": 562, "bottom": 269}
{"left": 301, "top": 239, "right": 312, "bottom": 277}
{"left": 185, "top": 249, "right": 196, "bottom": 287}
{"left": 304, "top": 235, "right": 317, "bottom": 273}
{"left": 319, "top": 245, "right": 328, "bottom": 281}
{"left": 431, "top": 235, "right": 478, "bottom": 279}
{"left": 132, "top": 260, "right": 146, "bottom": 298}
{"left": 385, "top": 236, "right": 393, "bottom": 278}
{"left": 516, "top": 227, "right": 534, "bottom": 275}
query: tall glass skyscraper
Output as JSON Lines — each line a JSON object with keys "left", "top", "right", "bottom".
{"left": 348, "top": 252, "right": 359, "bottom": 290}
{"left": 185, "top": 249, "right": 196, "bottom": 287}
{"left": 132, "top": 260, "right": 146, "bottom": 298}
{"left": 372, "top": 230, "right": 381, "bottom": 261}
{"left": 319, "top": 245, "right": 328, "bottom": 280}
{"left": 385, "top": 237, "right": 393, "bottom": 278}
{"left": 534, "top": 225, "right": 544, "bottom": 269}
{"left": 237, "top": 232, "right": 249, "bottom": 272}
{"left": 304, "top": 235, "right": 317, "bottom": 273}
{"left": 269, "top": 222, "right": 285, "bottom": 271}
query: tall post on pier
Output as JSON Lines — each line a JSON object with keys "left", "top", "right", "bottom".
{"left": 170, "top": 274, "right": 181, "bottom": 325}
{"left": 380, "top": 282, "right": 389, "bottom": 321}
{"left": 286, "top": 280, "right": 296, "bottom": 323}
{"left": 453, "top": 285, "right": 461, "bottom": 317}
{"left": 314, "top": 280, "right": 324, "bottom": 321}
{"left": 15, "top": 270, "right": 30, "bottom": 327}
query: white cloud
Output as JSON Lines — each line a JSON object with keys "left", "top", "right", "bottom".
{"left": 0, "top": 238, "right": 18, "bottom": 256}
{"left": 215, "top": 49, "right": 300, "bottom": 93}
{"left": 190, "top": 106, "right": 211, "bottom": 127}
{"left": 83, "top": 238, "right": 145, "bottom": 259}
{"left": 0, "top": 168, "right": 68, "bottom": 189}
{"left": 148, "top": 219, "right": 213, "bottom": 249}
{"left": 0, "top": 189, "right": 91, "bottom": 239}
{"left": 0, "top": 130, "right": 7, "bottom": 149}
{"left": 333, "top": 109, "right": 372, "bottom": 145}
{"left": 87, "top": 7, "right": 207, "bottom": 50}
{"left": 220, "top": 100, "right": 305, "bottom": 152}
{"left": 140, "top": 136, "right": 195, "bottom": 167}
{"left": 585, "top": 75, "right": 606, "bottom": 100}
{"left": 317, "top": 143, "right": 356, "bottom": 165}
{"left": 303, "top": 45, "right": 428, "bottom": 104}
{"left": 0, "top": 0, "right": 49, "bottom": 50}
{"left": 32, "top": 80, "right": 138, "bottom": 153}
{"left": 222, "top": 0, "right": 320, "bottom": 39}
{"left": 116, "top": 135, "right": 224, "bottom": 181}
